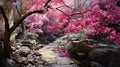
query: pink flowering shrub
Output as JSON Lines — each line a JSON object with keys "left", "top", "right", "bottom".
{"left": 25, "top": 14, "right": 44, "bottom": 33}
{"left": 25, "top": 9, "right": 64, "bottom": 35}
{"left": 24, "top": 0, "right": 71, "bottom": 35}
{"left": 23, "top": 0, "right": 120, "bottom": 44}
{"left": 84, "top": 0, "right": 120, "bottom": 44}
{"left": 61, "top": 0, "right": 120, "bottom": 44}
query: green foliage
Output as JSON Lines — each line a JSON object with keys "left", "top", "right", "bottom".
{"left": 38, "top": 33, "right": 56, "bottom": 44}
{"left": 27, "top": 32, "right": 39, "bottom": 37}
{"left": 68, "top": 29, "right": 89, "bottom": 41}
{"left": 69, "top": 33, "right": 85, "bottom": 41}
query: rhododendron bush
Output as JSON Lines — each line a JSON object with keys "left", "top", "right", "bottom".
{"left": 24, "top": 0, "right": 67, "bottom": 35}
{"left": 85, "top": 0, "right": 120, "bottom": 44}
{"left": 23, "top": 0, "right": 120, "bottom": 44}
{"left": 24, "top": 0, "right": 89, "bottom": 34}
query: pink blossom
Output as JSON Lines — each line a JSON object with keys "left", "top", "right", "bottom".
{"left": 23, "top": 0, "right": 120, "bottom": 44}
{"left": 58, "top": 48, "right": 70, "bottom": 57}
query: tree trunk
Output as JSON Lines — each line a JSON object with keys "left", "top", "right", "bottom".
{"left": 3, "top": 40, "right": 12, "bottom": 58}
{"left": 0, "top": 0, "right": 51, "bottom": 58}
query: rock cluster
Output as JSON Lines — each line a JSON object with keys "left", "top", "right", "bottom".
{"left": 1, "top": 34, "right": 120, "bottom": 67}
{"left": 0, "top": 36, "right": 78, "bottom": 67}
{"left": 65, "top": 39, "right": 120, "bottom": 67}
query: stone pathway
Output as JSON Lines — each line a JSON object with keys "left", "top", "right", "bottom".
{"left": 37, "top": 38, "right": 79, "bottom": 67}
{"left": 8, "top": 36, "right": 79, "bottom": 67}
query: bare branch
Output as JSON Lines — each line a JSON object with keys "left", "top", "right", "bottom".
{"left": 56, "top": 8, "right": 69, "bottom": 16}
{"left": 55, "top": 0, "right": 92, "bottom": 19}
{"left": 9, "top": 0, "right": 52, "bottom": 34}
{"left": 44, "top": 0, "right": 52, "bottom": 7}
{"left": 14, "top": 0, "right": 22, "bottom": 18}
{"left": 9, "top": 10, "right": 44, "bottom": 34}
{"left": 60, "top": 0, "right": 73, "bottom": 9}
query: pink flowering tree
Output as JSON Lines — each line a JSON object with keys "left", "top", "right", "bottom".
{"left": 23, "top": 0, "right": 120, "bottom": 44}
{"left": 24, "top": 0, "right": 67, "bottom": 34}
{"left": 23, "top": 0, "right": 90, "bottom": 35}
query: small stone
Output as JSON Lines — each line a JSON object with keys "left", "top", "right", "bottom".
{"left": 57, "top": 57, "right": 74, "bottom": 64}
{"left": 43, "top": 45, "right": 57, "bottom": 50}
{"left": 21, "top": 40, "right": 32, "bottom": 46}
{"left": 15, "top": 56, "right": 27, "bottom": 64}
{"left": 51, "top": 64, "right": 61, "bottom": 67}
{"left": 27, "top": 32, "right": 38, "bottom": 40}
{"left": 19, "top": 46, "right": 30, "bottom": 56}
{"left": 60, "top": 35, "right": 68, "bottom": 40}
{"left": 0, "top": 58, "right": 16, "bottom": 67}
{"left": 14, "top": 50, "right": 19, "bottom": 55}
{"left": 11, "top": 46, "right": 16, "bottom": 51}
{"left": 77, "top": 52, "right": 85, "bottom": 56}
{"left": 7, "top": 59, "right": 16, "bottom": 66}
{"left": 71, "top": 64, "right": 79, "bottom": 67}
{"left": 88, "top": 49, "right": 107, "bottom": 60}
{"left": 27, "top": 54, "right": 35, "bottom": 64}
{"left": 60, "top": 65, "right": 78, "bottom": 67}
{"left": 30, "top": 51, "right": 35, "bottom": 55}
{"left": 35, "top": 45, "right": 43, "bottom": 50}
{"left": 54, "top": 39, "right": 62, "bottom": 43}
{"left": 14, "top": 64, "right": 21, "bottom": 67}
{"left": 51, "top": 64, "right": 78, "bottom": 67}
{"left": 26, "top": 64, "right": 32, "bottom": 67}
{"left": 35, "top": 57, "right": 43, "bottom": 64}
{"left": 36, "top": 64, "right": 44, "bottom": 67}
{"left": 32, "top": 65, "right": 36, "bottom": 67}
{"left": 15, "top": 42, "right": 22, "bottom": 46}
{"left": 90, "top": 62, "right": 103, "bottom": 67}
{"left": 30, "top": 40, "right": 37, "bottom": 45}
{"left": 34, "top": 50, "right": 42, "bottom": 56}
{"left": 16, "top": 45, "right": 21, "bottom": 49}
